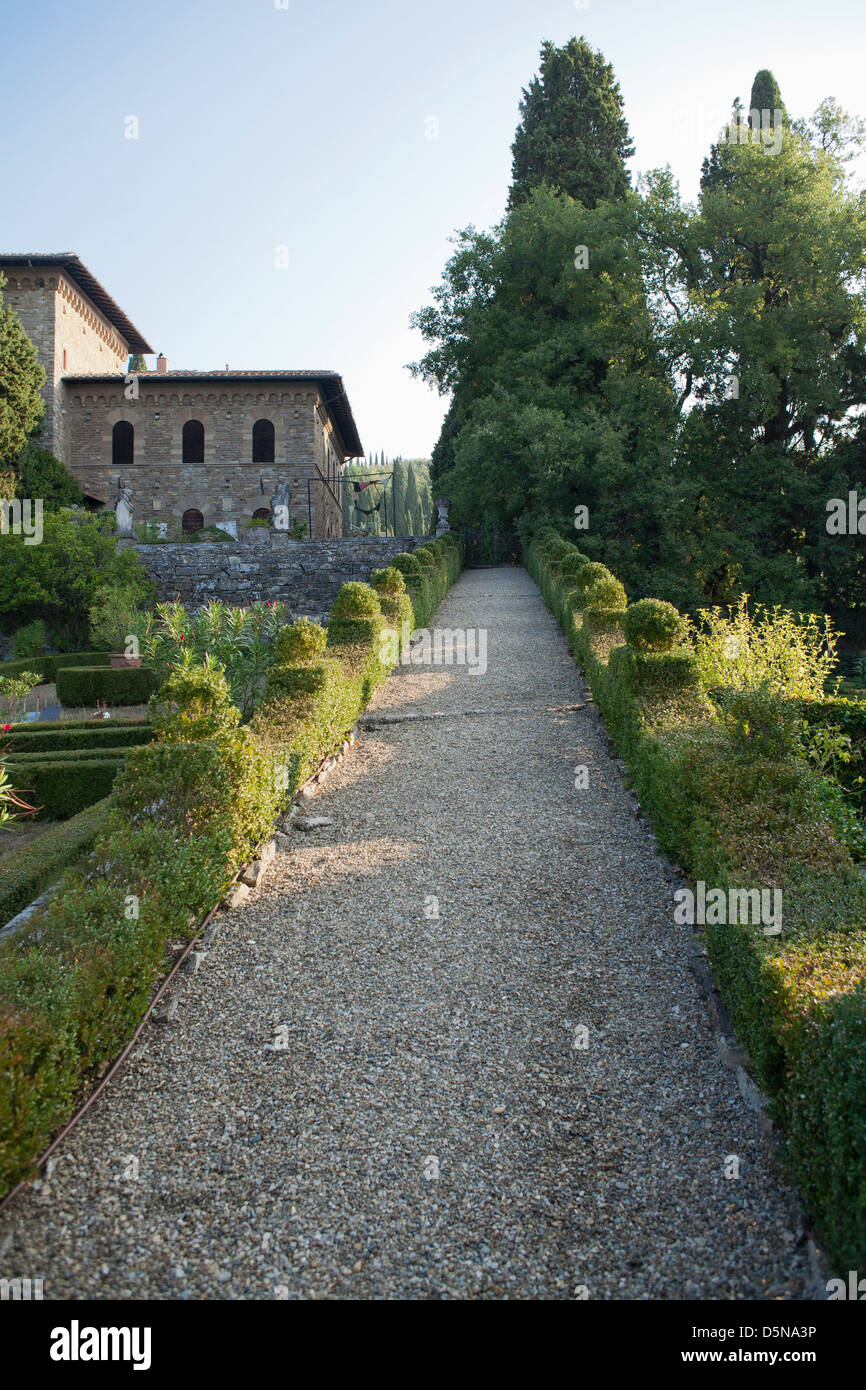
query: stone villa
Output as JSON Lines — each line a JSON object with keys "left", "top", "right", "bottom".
{"left": 0, "top": 253, "right": 363, "bottom": 538}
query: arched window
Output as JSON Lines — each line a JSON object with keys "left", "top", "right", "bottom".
{"left": 182, "top": 420, "right": 205, "bottom": 463}
{"left": 252, "top": 419, "right": 275, "bottom": 464}
{"left": 182, "top": 509, "right": 204, "bottom": 535}
{"left": 252, "top": 508, "right": 271, "bottom": 522}
{"left": 112, "top": 421, "right": 134, "bottom": 467}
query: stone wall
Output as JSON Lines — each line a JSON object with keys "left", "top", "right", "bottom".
{"left": 129, "top": 535, "right": 424, "bottom": 616}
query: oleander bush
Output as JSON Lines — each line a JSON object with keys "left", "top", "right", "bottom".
{"left": 526, "top": 526, "right": 866, "bottom": 1266}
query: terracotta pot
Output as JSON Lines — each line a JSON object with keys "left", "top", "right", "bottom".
{"left": 109, "top": 654, "right": 142, "bottom": 669}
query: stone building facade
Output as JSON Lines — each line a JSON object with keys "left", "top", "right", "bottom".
{"left": 0, "top": 254, "right": 362, "bottom": 538}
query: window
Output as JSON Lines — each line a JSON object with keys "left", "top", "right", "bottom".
{"left": 182, "top": 509, "right": 204, "bottom": 534}
{"left": 62, "top": 347, "right": 68, "bottom": 371}
{"left": 112, "top": 421, "right": 134, "bottom": 467}
{"left": 182, "top": 420, "right": 205, "bottom": 463}
{"left": 252, "top": 418, "right": 275, "bottom": 464}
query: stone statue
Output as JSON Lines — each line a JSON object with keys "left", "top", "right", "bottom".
{"left": 114, "top": 478, "right": 133, "bottom": 536}
{"left": 435, "top": 497, "right": 450, "bottom": 536}
{"left": 269, "top": 480, "right": 291, "bottom": 532}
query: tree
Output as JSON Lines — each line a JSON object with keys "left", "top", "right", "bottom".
{"left": 0, "top": 511, "right": 154, "bottom": 648}
{"left": 0, "top": 273, "right": 45, "bottom": 488}
{"left": 15, "top": 444, "right": 83, "bottom": 511}
{"left": 508, "top": 38, "right": 634, "bottom": 212}
{"left": 749, "top": 69, "right": 786, "bottom": 125}
{"left": 128, "top": 353, "right": 147, "bottom": 372}
{"left": 650, "top": 104, "right": 866, "bottom": 613}
{"left": 404, "top": 466, "right": 423, "bottom": 537}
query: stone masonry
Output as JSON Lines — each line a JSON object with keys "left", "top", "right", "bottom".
{"left": 0, "top": 254, "right": 363, "bottom": 540}
{"left": 129, "top": 536, "right": 422, "bottom": 616}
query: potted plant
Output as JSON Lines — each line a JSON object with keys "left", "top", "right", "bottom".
{"left": 87, "top": 584, "right": 145, "bottom": 668}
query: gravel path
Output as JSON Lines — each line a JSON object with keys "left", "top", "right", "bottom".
{"left": 0, "top": 567, "right": 813, "bottom": 1300}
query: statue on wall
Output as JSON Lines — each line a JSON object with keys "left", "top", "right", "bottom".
{"left": 270, "top": 480, "right": 291, "bottom": 532}
{"left": 114, "top": 477, "right": 133, "bottom": 536}
{"left": 435, "top": 497, "right": 450, "bottom": 536}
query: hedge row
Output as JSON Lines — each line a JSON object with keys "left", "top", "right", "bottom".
{"left": 55, "top": 666, "right": 160, "bottom": 707}
{"left": 527, "top": 528, "right": 866, "bottom": 1268}
{"left": 4, "top": 724, "right": 154, "bottom": 754}
{"left": 0, "top": 551, "right": 463, "bottom": 1196}
{"left": 389, "top": 534, "right": 463, "bottom": 629}
{"left": 0, "top": 652, "right": 112, "bottom": 683}
{"left": 6, "top": 756, "right": 127, "bottom": 820}
{"left": 0, "top": 799, "right": 112, "bottom": 927}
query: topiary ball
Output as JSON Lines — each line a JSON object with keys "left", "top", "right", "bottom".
{"left": 414, "top": 548, "right": 437, "bottom": 567}
{"left": 391, "top": 552, "right": 422, "bottom": 577}
{"left": 273, "top": 617, "right": 328, "bottom": 664}
{"left": 622, "top": 598, "right": 686, "bottom": 653}
{"left": 574, "top": 562, "right": 627, "bottom": 610}
{"left": 330, "top": 582, "right": 382, "bottom": 620}
{"left": 371, "top": 566, "right": 406, "bottom": 596}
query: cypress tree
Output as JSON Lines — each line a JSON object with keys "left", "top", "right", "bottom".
{"left": 508, "top": 37, "right": 634, "bottom": 211}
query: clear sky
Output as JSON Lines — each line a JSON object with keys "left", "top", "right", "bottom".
{"left": 2, "top": 0, "right": 864, "bottom": 461}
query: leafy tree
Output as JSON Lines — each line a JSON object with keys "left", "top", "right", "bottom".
{"left": 15, "top": 443, "right": 83, "bottom": 511}
{"left": 128, "top": 353, "right": 147, "bottom": 372}
{"left": 0, "top": 511, "right": 155, "bottom": 649}
{"left": 508, "top": 37, "right": 634, "bottom": 212}
{"left": 0, "top": 273, "right": 45, "bottom": 486}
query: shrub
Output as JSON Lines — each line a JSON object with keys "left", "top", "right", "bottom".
{"left": 148, "top": 658, "right": 240, "bottom": 741}
{"left": 330, "top": 582, "right": 382, "bottom": 620}
{"left": 371, "top": 566, "right": 406, "bottom": 597}
{"left": 0, "top": 797, "right": 111, "bottom": 925}
{"left": 87, "top": 583, "right": 145, "bottom": 653}
{"left": 11, "top": 621, "right": 47, "bottom": 659}
{"left": 690, "top": 594, "right": 840, "bottom": 700}
{"left": 414, "top": 548, "right": 437, "bottom": 568}
{"left": 572, "top": 562, "right": 627, "bottom": 611}
{"left": 266, "top": 663, "right": 330, "bottom": 699}
{"left": 55, "top": 665, "right": 159, "bottom": 707}
{"left": 273, "top": 618, "right": 328, "bottom": 665}
{"left": 715, "top": 684, "right": 803, "bottom": 761}
{"left": 622, "top": 598, "right": 686, "bottom": 653}
{"left": 391, "top": 552, "right": 422, "bottom": 577}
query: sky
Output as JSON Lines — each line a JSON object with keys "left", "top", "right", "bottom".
{"left": 2, "top": 0, "right": 865, "bottom": 461}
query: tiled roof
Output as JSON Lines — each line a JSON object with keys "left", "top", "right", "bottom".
{"left": 0, "top": 253, "right": 153, "bottom": 354}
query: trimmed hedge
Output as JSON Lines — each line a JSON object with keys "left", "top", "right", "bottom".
{"left": 55, "top": 666, "right": 159, "bottom": 707}
{"left": 3, "top": 724, "right": 153, "bottom": 755}
{"left": 0, "top": 652, "right": 112, "bottom": 684}
{"left": 0, "top": 798, "right": 112, "bottom": 927}
{"left": 0, "top": 545, "right": 464, "bottom": 1197}
{"left": 5, "top": 757, "right": 126, "bottom": 820}
{"left": 526, "top": 527, "right": 866, "bottom": 1267}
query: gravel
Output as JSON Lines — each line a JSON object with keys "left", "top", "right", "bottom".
{"left": 0, "top": 567, "right": 814, "bottom": 1300}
